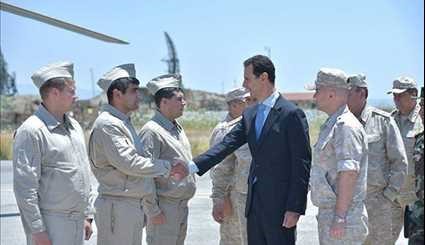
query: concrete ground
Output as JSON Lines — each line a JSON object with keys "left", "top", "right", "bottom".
{"left": 1, "top": 160, "right": 407, "bottom": 244}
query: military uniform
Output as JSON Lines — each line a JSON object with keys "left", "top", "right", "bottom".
{"left": 407, "top": 87, "right": 424, "bottom": 245}
{"left": 139, "top": 111, "right": 196, "bottom": 245}
{"left": 89, "top": 64, "right": 171, "bottom": 245}
{"left": 358, "top": 106, "right": 408, "bottom": 245}
{"left": 13, "top": 62, "right": 95, "bottom": 245}
{"left": 310, "top": 105, "right": 369, "bottom": 245}
{"left": 408, "top": 131, "right": 424, "bottom": 244}
{"left": 391, "top": 103, "right": 424, "bottom": 241}
{"left": 210, "top": 115, "right": 251, "bottom": 245}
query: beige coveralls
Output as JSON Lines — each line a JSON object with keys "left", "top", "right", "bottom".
{"left": 13, "top": 105, "right": 95, "bottom": 245}
{"left": 138, "top": 111, "right": 196, "bottom": 245}
{"left": 89, "top": 105, "right": 171, "bottom": 245}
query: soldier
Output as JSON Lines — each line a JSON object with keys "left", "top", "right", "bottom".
{"left": 138, "top": 74, "right": 196, "bottom": 245}
{"left": 88, "top": 64, "right": 186, "bottom": 245}
{"left": 13, "top": 61, "right": 95, "bottom": 245}
{"left": 387, "top": 76, "right": 424, "bottom": 242}
{"left": 347, "top": 74, "right": 408, "bottom": 245}
{"left": 306, "top": 68, "right": 369, "bottom": 244}
{"left": 210, "top": 87, "right": 253, "bottom": 245}
{"left": 408, "top": 86, "right": 424, "bottom": 244}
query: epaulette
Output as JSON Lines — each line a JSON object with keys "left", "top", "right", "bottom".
{"left": 370, "top": 108, "right": 391, "bottom": 118}
{"left": 390, "top": 109, "right": 398, "bottom": 116}
{"left": 227, "top": 116, "right": 242, "bottom": 127}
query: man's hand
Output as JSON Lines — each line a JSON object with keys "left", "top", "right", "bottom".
{"left": 32, "top": 231, "right": 52, "bottom": 245}
{"left": 329, "top": 219, "right": 345, "bottom": 239}
{"left": 212, "top": 199, "right": 225, "bottom": 223}
{"left": 149, "top": 212, "right": 166, "bottom": 225}
{"left": 84, "top": 219, "right": 93, "bottom": 240}
{"left": 282, "top": 211, "right": 300, "bottom": 228}
{"left": 170, "top": 159, "right": 188, "bottom": 181}
{"left": 223, "top": 195, "right": 233, "bottom": 218}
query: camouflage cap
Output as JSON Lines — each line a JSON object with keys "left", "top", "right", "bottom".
{"left": 225, "top": 87, "right": 250, "bottom": 102}
{"left": 146, "top": 74, "right": 181, "bottom": 95}
{"left": 347, "top": 74, "right": 368, "bottom": 88}
{"left": 31, "top": 61, "right": 74, "bottom": 89}
{"left": 386, "top": 76, "right": 417, "bottom": 94}
{"left": 98, "top": 63, "right": 136, "bottom": 92}
{"left": 305, "top": 68, "right": 348, "bottom": 90}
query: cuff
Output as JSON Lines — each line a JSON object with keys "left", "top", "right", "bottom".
{"left": 337, "top": 159, "right": 360, "bottom": 172}
{"left": 30, "top": 219, "right": 46, "bottom": 233}
{"left": 212, "top": 198, "right": 225, "bottom": 206}
{"left": 144, "top": 205, "right": 162, "bottom": 218}
{"left": 188, "top": 160, "right": 199, "bottom": 174}
{"left": 383, "top": 186, "right": 399, "bottom": 203}
{"left": 157, "top": 160, "right": 171, "bottom": 178}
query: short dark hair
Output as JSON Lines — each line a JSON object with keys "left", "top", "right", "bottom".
{"left": 107, "top": 77, "right": 140, "bottom": 104}
{"left": 243, "top": 55, "right": 275, "bottom": 84}
{"left": 39, "top": 77, "right": 72, "bottom": 100}
{"left": 353, "top": 86, "right": 369, "bottom": 99}
{"left": 154, "top": 87, "right": 183, "bottom": 108}
{"left": 406, "top": 88, "right": 418, "bottom": 97}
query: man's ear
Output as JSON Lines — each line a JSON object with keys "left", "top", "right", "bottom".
{"left": 112, "top": 89, "right": 122, "bottom": 100}
{"left": 50, "top": 87, "right": 60, "bottom": 97}
{"left": 260, "top": 72, "right": 269, "bottom": 82}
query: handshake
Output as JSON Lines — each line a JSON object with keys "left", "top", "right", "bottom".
{"left": 169, "top": 159, "right": 190, "bottom": 181}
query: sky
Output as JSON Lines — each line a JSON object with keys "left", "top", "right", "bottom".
{"left": 1, "top": 0, "right": 424, "bottom": 100}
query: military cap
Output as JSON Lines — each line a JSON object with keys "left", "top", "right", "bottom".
{"left": 146, "top": 74, "right": 181, "bottom": 95}
{"left": 31, "top": 61, "right": 74, "bottom": 89}
{"left": 347, "top": 74, "right": 368, "bottom": 88}
{"left": 98, "top": 63, "right": 136, "bottom": 92}
{"left": 225, "top": 87, "right": 250, "bottom": 102}
{"left": 387, "top": 76, "right": 417, "bottom": 94}
{"left": 305, "top": 68, "right": 349, "bottom": 90}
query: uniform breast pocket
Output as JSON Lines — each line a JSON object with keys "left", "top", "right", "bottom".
{"left": 367, "top": 134, "right": 381, "bottom": 144}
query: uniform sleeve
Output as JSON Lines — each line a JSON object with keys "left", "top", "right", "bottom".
{"left": 208, "top": 124, "right": 236, "bottom": 201}
{"left": 210, "top": 154, "right": 237, "bottom": 201}
{"left": 383, "top": 117, "right": 408, "bottom": 200}
{"left": 13, "top": 129, "right": 45, "bottom": 233}
{"left": 138, "top": 129, "right": 162, "bottom": 218}
{"left": 334, "top": 122, "right": 364, "bottom": 172}
{"left": 84, "top": 184, "right": 97, "bottom": 219}
{"left": 94, "top": 124, "right": 171, "bottom": 178}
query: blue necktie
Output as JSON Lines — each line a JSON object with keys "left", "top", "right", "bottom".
{"left": 255, "top": 104, "right": 267, "bottom": 140}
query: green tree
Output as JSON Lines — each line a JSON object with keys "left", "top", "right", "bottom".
{"left": 0, "top": 48, "right": 17, "bottom": 95}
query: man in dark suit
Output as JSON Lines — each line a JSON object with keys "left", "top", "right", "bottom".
{"left": 176, "top": 55, "right": 311, "bottom": 244}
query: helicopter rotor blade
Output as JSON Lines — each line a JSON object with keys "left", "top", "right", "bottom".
{"left": 1, "top": 2, "right": 129, "bottom": 44}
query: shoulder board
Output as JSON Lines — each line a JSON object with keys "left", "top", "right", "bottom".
{"left": 370, "top": 108, "right": 391, "bottom": 118}
{"left": 390, "top": 109, "right": 398, "bottom": 116}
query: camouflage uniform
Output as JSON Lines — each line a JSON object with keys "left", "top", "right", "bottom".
{"left": 310, "top": 105, "right": 369, "bottom": 245}
{"left": 391, "top": 103, "right": 424, "bottom": 241}
{"left": 210, "top": 115, "right": 251, "bottom": 245}
{"left": 357, "top": 105, "right": 408, "bottom": 245}
{"left": 408, "top": 131, "right": 424, "bottom": 244}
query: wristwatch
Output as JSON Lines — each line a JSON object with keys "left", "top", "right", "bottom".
{"left": 333, "top": 214, "right": 346, "bottom": 224}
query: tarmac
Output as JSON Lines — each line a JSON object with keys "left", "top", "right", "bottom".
{"left": 1, "top": 160, "right": 407, "bottom": 244}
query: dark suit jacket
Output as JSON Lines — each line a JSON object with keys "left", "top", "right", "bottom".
{"left": 194, "top": 95, "right": 311, "bottom": 221}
